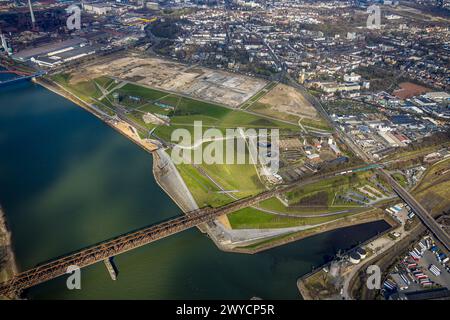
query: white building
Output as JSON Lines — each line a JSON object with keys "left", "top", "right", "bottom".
{"left": 83, "top": 3, "right": 113, "bottom": 15}
{"left": 344, "top": 73, "right": 361, "bottom": 82}
{"left": 424, "top": 92, "right": 450, "bottom": 102}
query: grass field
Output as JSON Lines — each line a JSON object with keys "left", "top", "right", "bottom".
{"left": 227, "top": 171, "right": 384, "bottom": 229}
{"left": 245, "top": 83, "right": 332, "bottom": 131}
{"left": 51, "top": 74, "right": 119, "bottom": 116}
{"left": 248, "top": 101, "right": 331, "bottom": 131}
{"left": 107, "top": 81, "right": 300, "bottom": 141}
{"left": 227, "top": 207, "right": 357, "bottom": 229}
{"left": 257, "top": 196, "right": 353, "bottom": 215}
{"left": 53, "top": 73, "right": 370, "bottom": 230}
{"left": 52, "top": 74, "right": 102, "bottom": 101}
{"left": 175, "top": 163, "right": 233, "bottom": 208}
{"left": 52, "top": 73, "right": 280, "bottom": 197}
{"left": 392, "top": 172, "right": 408, "bottom": 188}
{"left": 285, "top": 171, "right": 371, "bottom": 203}
{"left": 412, "top": 158, "right": 450, "bottom": 215}
{"left": 236, "top": 208, "right": 388, "bottom": 251}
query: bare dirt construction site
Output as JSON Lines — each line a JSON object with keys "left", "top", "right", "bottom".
{"left": 249, "top": 83, "right": 322, "bottom": 123}
{"left": 68, "top": 52, "right": 267, "bottom": 107}
{"left": 393, "top": 82, "right": 431, "bottom": 100}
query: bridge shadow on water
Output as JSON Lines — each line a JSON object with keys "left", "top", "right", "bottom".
{"left": 33, "top": 207, "right": 211, "bottom": 268}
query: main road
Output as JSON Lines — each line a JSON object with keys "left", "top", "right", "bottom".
{"left": 284, "top": 74, "right": 449, "bottom": 251}
{"left": 380, "top": 169, "right": 450, "bottom": 251}
{"left": 283, "top": 73, "right": 371, "bottom": 163}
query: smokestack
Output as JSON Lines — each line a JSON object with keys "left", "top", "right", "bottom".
{"left": 27, "top": 0, "right": 36, "bottom": 29}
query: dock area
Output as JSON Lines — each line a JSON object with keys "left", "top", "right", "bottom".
{"left": 297, "top": 213, "right": 398, "bottom": 300}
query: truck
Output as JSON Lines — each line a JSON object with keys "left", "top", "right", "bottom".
{"left": 429, "top": 264, "right": 441, "bottom": 276}
{"left": 400, "top": 273, "right": 410, "bottom": 286}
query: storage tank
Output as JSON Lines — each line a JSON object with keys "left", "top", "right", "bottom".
{"left": 349, "top": 252, "right": 361, "bottom": 264}
{"left": 356, "top": 247, "right": 367, "bottom": 259}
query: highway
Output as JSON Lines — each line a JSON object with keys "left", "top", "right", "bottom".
{"left": 380, "top": 169, "right": 450, "bottom": 251}
{"left": 282, "top": 75, "right": 449, "bottom": 251}
{"left": 285, "top": 73, "right": 449, "bottom": 251}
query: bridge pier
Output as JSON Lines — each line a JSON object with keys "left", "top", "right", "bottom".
{"left": 103, "top": 258, "right": 118, "bottom": 281}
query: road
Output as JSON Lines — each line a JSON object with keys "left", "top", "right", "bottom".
{"left": 341, "top": 220, "right": 413, "bottom": 300}
{"left": 380, "top": 169, "right": 450, "bottom": 251}
{"left": 284, "top": 73, "right": 372, "bottom": 162}
{"left": 283, "top": 73, "right": 450, "bottom": 297}
{"left": 107, "top": 76, "right": 329, "bottom": 135}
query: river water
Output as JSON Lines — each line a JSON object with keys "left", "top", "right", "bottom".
{"left": 0, "top": 81, "right": 390, "bottom": 299}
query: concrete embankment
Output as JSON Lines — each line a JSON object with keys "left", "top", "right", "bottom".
{"left": 152, "top": 149, "right": 200, "bottom": 214}
{"left": 0, "top": 205, "right": 18, "bottom": 299}
{"left": 151, "top": 149, "right": 226, "bottom": 240}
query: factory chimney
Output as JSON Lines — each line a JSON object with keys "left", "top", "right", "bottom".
{"left": 27, "top": 0, "right": 36, "bottom": 30}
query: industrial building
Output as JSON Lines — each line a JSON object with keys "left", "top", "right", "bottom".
{"left": 31, "top": 45, "right": 99, "bottom": 67}
{"left": 11, "top": 37, "right": 99, "bottom": 68}
{"left": 83, "top": 3, "right": 113, "bottom": 15}
{"left": 12, "top": 38, "right": 89, "bottom": 62}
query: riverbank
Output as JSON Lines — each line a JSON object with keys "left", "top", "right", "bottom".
{"left": 235, "top": 208, "right": 398, "bottom": 254}
{"left": 0, "top": 80, "right": 402, "bottom": 299}
{"left": 35, "top": 75, "right": 401, "bottom": 256}
{"left": 37, "top": 76, "right": 232, "bottom": 248}
{"left": 0, "top": 205, "right": 18, "bottom": 299}
{"left": 34, "top": 78, "right": 159, "bottom": 154}
{"left": 36, "top": 76, "right": 296, "bottom": 253}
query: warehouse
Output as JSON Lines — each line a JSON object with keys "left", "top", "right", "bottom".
{"left": 12, "top": 38, "right": 88, "bottom": 62}
{"left": 31, "top": 45, "right": 98, "bottom": 68}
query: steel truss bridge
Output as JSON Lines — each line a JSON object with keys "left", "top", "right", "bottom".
{"left": 1, "top": 165, "right": 448, "bottom": 297}
{"left": 0, "top": 177, "right": 308, "bottom": 296}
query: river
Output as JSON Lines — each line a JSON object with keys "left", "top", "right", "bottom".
{"left": 0, "top": 81, "right": 390, "bottom": 299}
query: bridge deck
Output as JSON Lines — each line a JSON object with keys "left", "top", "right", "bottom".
{"left": 0, "top": 179, "right": 305, "bottom": 296}
{"left": 380, "top": 169, "right": 450, "bottom": 252}
{"left": 2, "top": 165, "right": 442, "bottom": 296}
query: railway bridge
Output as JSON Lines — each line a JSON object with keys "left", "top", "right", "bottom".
{"left": 0, "top": 178, "right": 307, "bottom": 296}
{"left": 2, "top": 164, "right": 446, "bottom": 296}
{"left": 0, "top": 69, "right": 46, "bottom": 87}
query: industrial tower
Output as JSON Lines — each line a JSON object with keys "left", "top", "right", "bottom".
{"left": 27, "top": 0, "right": 36, "bottom": 30}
